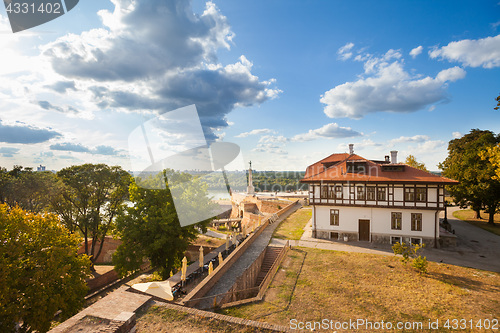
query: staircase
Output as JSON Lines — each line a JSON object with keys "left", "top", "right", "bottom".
{"left": 255, "top": 246, "right": 282, "bottom": 286}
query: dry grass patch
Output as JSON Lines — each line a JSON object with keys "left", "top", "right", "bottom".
{"left": 192, "top": 234, "right": 226, "bottom": 248}
{"left": 221, "top": 248, "right": 500, "bottom": 332}
{"left": 136, "top": 305, "right": 277, "bottom": 333}
{"left": 453, "top": 209, "right": 500, "bottom": 237}
{"left": 273, "top": 208, "right": 312, "bottom": 240}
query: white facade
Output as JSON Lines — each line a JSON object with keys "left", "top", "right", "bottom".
{"left": 312, "top": 205, "right": 439, "bottom": 244}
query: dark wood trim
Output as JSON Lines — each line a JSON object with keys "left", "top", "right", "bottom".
{"left": 309, "top": 202, "right": 444, "bottom": 211}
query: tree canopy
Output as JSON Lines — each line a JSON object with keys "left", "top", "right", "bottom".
{"left": 439, "top": 129, "right": 500, "bottom": 223}
{"left": 0, "top": 204, "right": 91, "bottom": 333}
{"left": 0, "top": 166, "right": 62, "bottom": 213}
{"left": 113, "top": 170, "right": 213, "bottom": 280}
{"left": 54, "top": 164, "right": 131, "bottom": 265}
{"left": 405, "top": 155, "right": 428, "bottom": 172}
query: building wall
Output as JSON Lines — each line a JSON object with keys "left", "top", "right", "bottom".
{"left": 313, "top": 205, "right": 438, "bottom": 246}
{"left": 309, "top": 183, "right": 444, "bottom": 209}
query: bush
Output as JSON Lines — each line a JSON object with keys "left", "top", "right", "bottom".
{"left": 412, "top": 255, "right": 428, "bottom": 274}
{"left": 392, "top": 242, "right": 427, "bottom": 274}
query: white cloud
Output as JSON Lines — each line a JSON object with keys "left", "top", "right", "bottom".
{"left": 409, "top": 46, "right": 423, "bottom": 58}
{"left": 390, "top": 135, "right": 431, "bottom": 144}
{"left": 435, "top": 66, "right": 466, "bottom": 82}
{"left": 259, "top": 135, "right": 288, "bottom": 144}
{"left": 429, "top": 34, "right": 500, "bottom": 68}
{"left": 251, "top": 135, "right": 288, "bottom": 155}
{"left": 291, "top": 123, "right": 362, "bottom": 142}
{"left": 414, "top": 140, "right": 446, "bottom": 154}
{"left": 320, "top": 49, "right": 466, "bottom": 119}
{"left": 452, "top": 131, "right": 463, "bottom": 138}
{"left": 338, "top": 42, "right": 354, "bottom": 60}
{"left": 39, "top": 0, "right": 280, "bottom": 141}
{"left": 336, "top": 139, "right": 382, "bottom": 152}
{"left": 235, "top": 128, "right": 274, "bottom": 138}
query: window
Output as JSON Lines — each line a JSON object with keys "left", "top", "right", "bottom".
{"left": 410, "top": 238, "right": 422, "bottom": 246}
{"left": 357, "top": 186, "right": 365, "bottom": 200}
{"left": 391, "top": 236, "right": 402, "bottom": 245}
{"left": 321, "top": 186, "right": 328, "bottom": 199}
{"left": 328, "top": 186, "right": 335, "bottom": 199}
{"left": 330, "top": 209, "right": 339, "bottom": 226}
{"left": 391, "top": 212, "right": 402, "bottom": 230}
{"left": 330, "top": 232, "right": 339, "bottom": 240}
{"left": 411, "top": 213, "right": 422, "bottom": 231}
{"left": 416, "top": 188, "right": 426, "bottom": 202}
{"left": 377, "top": 187, "right": 386, "bottom": 201}
{"left": 405, "top": 187, "right": 415, "bottom": 201}
{"left": 335, "top": 185, "right": 343, "bottom": 199}
{"left": 366, "top": 187, "right": 375, "bottom": 200}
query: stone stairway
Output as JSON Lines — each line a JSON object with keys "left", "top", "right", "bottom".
{"left": 255, "top": 246, "right": 282, "bottom": 286}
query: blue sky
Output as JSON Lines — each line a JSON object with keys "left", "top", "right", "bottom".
{"left": 0, "top": 0, "right": 499, "bottom": 172}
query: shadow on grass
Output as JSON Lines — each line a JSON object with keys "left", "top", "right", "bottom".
{"left": 428, "top": 271, "right": 500, "bottom": 293}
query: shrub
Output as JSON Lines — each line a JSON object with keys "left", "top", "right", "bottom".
{"left": 392, "top": 242, "right": 427, "bottom": 273}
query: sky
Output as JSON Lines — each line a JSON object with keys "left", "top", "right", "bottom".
{"left": 0, "top": 0, "right": 499, "bottom": 172}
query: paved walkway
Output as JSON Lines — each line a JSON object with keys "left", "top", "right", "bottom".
{"left": 201, "top": 204, "right": 302, "bottom": 302}
{"left": 288, "top": 207, "right": 500, "bottom": 272}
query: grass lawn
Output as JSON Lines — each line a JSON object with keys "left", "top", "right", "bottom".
{"left": 273, "top": 208, "right": 312, "bottom": 240}
{"left": 220, "top": 248, "right": 500, "bottom": 332}
{"left": 192, "top": 234, "right": 225, "bottom": 248}
{"left": 453, "top": 209, "right": 500, "bottom": 237}
{"left": 136, "top": 305, "right": 277, "bottom": 333}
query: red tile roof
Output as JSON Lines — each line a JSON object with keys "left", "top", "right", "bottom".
{"left": 301, "top": 153, "right": 458, "bottom": 184}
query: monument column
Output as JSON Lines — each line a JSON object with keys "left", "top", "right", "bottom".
{"left": 247, "top": 161, "right": 255, "bottom": 194}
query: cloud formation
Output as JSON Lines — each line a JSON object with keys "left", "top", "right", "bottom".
{"left": 321, "top": 48, "right": 466, "bottom": 119}
{"left": 0, "top": 121, "right": 61, "bottom": 144}
{"left": 50, "top": 142, "right": 121, "bottom": 156}
{"left": 338, "top": 42, "right": 354, "bottom": 60}
{"left": 291, "top": 123, "right": 362, "bottom": 142}
{"left": 236, "top": 128, "right": 274, "bottom": 138}
{"left": 429, "top": 34, "right": 500, "bottom": 68}
{"left": 409, "top": 46, "right": 423, "bottom": 58}
{"left": 0, "top": 147, "right": 20, "bottom": 157}
{"left": 390, "top": 135, "right": 431, "bottom": 144}
{"left": 42, "top": 0, "right": 280, "bottom": 140}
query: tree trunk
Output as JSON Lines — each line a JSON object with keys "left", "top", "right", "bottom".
{"left": 488, "top": 206, "right": 497, "bottom": 225}
{"left": 473, "top": 208, "right": 482, "bottom": 219}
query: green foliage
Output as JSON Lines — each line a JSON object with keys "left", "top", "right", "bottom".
{"left": 0, "top": 204, "right": 91, "bottom": 333}
{"left": 392, "top": 242, "right": 427, "bottom": 273}
{"left": 405, "top": 155, "right": 428, "bottom": 172}
{"left": 113, "top": 170, "right": 213, "bottom": 280}
{"left": 412, "top": 255, "right": 428, "bottom": 274}
{"left": 495, "top": 93, "right": 499, "bottom": 111}
{"left": 0, "top": 166, "right": 62, "bottom": 213}
{"left": 199, "top": 170, "right": 307, "bottom": 193}
{"left": 439, "top": 129, "right": 500, "bottom": 224}
{"left": 54, "top": 164, "right": 131, "bottom": 264}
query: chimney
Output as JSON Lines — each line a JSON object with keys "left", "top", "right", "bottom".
{"left": 390, "top": 151, "right": 398, "bottom": 164}
{"left": 385, "top": 155, "right": 390, "bottom": 162}
{"left": 349, "top": 144, "right": 354, "bottom": 155}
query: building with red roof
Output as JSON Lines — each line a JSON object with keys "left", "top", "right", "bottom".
{"left": 300, "top": 144, "right": 458, "bottom": 247}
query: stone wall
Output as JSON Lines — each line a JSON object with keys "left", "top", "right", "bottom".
{"left": 78, "top": 236, "right": 122, "bottom": 264}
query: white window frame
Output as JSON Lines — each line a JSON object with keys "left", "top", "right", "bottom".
{"left": 391, "top": 236, "right": 402, "bottom": 245}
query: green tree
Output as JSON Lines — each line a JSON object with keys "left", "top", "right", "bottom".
{"left": 439, "top": 129, "right": 500, "bottom": 223}
{"left": 0, "top": 166, "right": 62, "bottom": 213}
{"left": 405, "top": 155, "right": 429, "bottom": 172}
{"left": 494, "top": 93, "right": 499, "bottom": 111}
{"left": 481, "top": 144, "right": 500, "bottom": 180}
{"left": 54, "top": 164, "right": 131, "bottom": 266}
{"left": 0, "top": 204, "right": 91, "bottom": 333}
{"left": 113, "top": 170, "right": 213, "bottom": 280}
